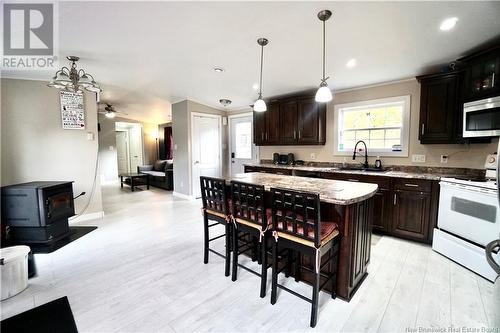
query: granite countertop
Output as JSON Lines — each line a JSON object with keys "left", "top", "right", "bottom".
{"left": 227, "top": 172, "right": 378, "bottom": 205}
{"left": 243, "top": 163, "right": 483, "bottom": 181}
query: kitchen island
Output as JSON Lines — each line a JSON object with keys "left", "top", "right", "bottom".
{"left": 227, "top": 172, "right": 378, "bottom": 301}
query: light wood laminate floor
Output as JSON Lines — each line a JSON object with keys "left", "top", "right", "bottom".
{"left": 1, "top": 184, "right": 496, "bottom": 332}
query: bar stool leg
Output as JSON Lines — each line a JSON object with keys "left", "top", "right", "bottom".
{"left": 330, "top": 246, "right": 337, "bottom": 299}
{"left": 310, "top": 252, "right": 320, "bottom": 328}
{"left": 285, "top": 249, "right": 293, "bottom": 277}
{"left": 203, "top": 213, "right": 209, "bottom": 264}
{"left": 270, "top": 239, "right": 278, "bottom": 305}
{"left": 225, "top": 223, "right": 231, "bottom": 277}
{"left": 260, "top": 236, "right": 267, "bottom": 298}
{"left": 232, "top": 227, "right": 238, "bottom": 281}
{"left": 294, "top": 250, "right": 301, "bottom": 282}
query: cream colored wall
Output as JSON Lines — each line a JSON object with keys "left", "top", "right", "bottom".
{"left": 97, "top": 114, "right": 158, "bottom": 183}
{"left": 1, "top": 78, "right": 103, "bottom": 216}
{"left": 260, "top": 79, "right": 497, "bottom": 169}
{"left": 172, "top": 100, "right": 227, "bottom": 196}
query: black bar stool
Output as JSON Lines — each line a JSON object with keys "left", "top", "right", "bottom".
{"left": 270, "top": 187, "right": 340, "bottom": 328}
{"left": 230, "top": 181, "right": 272, "bottom": 298}
{"left": 200, "top": 176, "right": 232, "bottom": 276}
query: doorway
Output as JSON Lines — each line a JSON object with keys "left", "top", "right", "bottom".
{"left": 191, "top": 113, "right": 222, "bottom": 198}
{"left": 229, "top": 113, "right": 258, "bottom": 176}
{"left": 115, "top": 122, "right": 144, "bottom": 174}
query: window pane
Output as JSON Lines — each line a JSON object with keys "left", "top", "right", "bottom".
{"left": 385, "top": 129, "right": 401, "bottom": 139}
{"left": 370, "top": 129, "right": 385, "bottom": 140}
{"left": 368, "top": 139, "right": 384, "bottom": 149}
{"left": 355, "top": 130, "right": 370, "bottom": 140}
{"left": 342, "top": 131, "right": 356, "bottom": 140}
{"left": 234, "top": 121, "right": 252, "bottom": 159}
{"left": 385, "top": 140, "right": 401, "bottom": 149}
{"left": 385, "top": 106, "right": 403, "bottom": 126}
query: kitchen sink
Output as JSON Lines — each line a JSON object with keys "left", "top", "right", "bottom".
{"left": 339, "top": 166, "right": 385, "bottom": 172}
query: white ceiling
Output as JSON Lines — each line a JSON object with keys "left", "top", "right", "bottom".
{"left": 3, "top": 1, "right": 500, "bottom": 123}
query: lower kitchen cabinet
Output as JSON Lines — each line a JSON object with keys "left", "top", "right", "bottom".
{"left": 245, "top": 166, "right": 439, "bottom": 244}
{"left": 392, "top": 189, "right": 430, "bottom": 241}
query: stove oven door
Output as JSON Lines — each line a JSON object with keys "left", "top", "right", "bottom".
{"left": 438, "top": 182, "right": 499, "bottom": 246}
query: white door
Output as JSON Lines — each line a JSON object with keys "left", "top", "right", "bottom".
{"left": 128, "top": 125, "right": 144, "bottom": 173}
{"left": 116, "top": 131, "right": 129, "bottom": 174}
{"left": 230, "top": 115, "right": 257, "bottom": 176}
{"left": 192, "top": 115, "right": 221, "bottom": 198}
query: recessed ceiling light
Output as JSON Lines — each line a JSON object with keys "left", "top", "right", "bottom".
{"left": 213, "top": 67, "right": 225, "bottom": 73}
{"left": 346, "top": 59, "right": 357, "bottom": 68}
{"left": 440, "top": 17, "right": 458, "bottom": 31}
{"left": 252, "top": 83, "right": 259, "bottom": 91}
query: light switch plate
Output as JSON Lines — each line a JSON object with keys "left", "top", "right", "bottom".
{"left": 86, "top": 132, "right": 94, "bottom": 141}
{"left": 310, "top": 153, "right": 316, "bottom": 160}
{"left": 412, "top": 154, "right": 426, "bottom": 163}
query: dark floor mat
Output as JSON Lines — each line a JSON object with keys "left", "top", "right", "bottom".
{"left": 1, "top": 296, "right": 78, "bottom": 333}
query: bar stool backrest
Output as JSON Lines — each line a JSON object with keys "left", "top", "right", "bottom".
{"left": 271, "top": 187, "right": 321, "bottom": 248}
{"left": 231, "top": 181, "right": 266, "bottom": 230}
{"left": 200, "top": 176, "right": 229, "bottom": 216}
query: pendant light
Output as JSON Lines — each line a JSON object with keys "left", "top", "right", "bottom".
{"left": 254, "top": 38, "right": 269, "bottom": 112}
{"left": 315, "top": 10, "right": 333, "bottom": 103}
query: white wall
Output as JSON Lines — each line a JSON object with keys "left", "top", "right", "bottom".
{"left": 1, "top": 78, "right": 103, "bottom": 217}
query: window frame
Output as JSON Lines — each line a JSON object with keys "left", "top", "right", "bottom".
{"left": 333, "top": 95, "right": 411, "bottom": 157}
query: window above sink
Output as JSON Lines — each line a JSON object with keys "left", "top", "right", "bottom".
{"left": 333, "top": 95, "right": 411, "bottom": 157}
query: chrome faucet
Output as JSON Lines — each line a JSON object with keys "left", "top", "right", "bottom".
{"left": 353, "top": 140, "right": 369, "bottom": 169}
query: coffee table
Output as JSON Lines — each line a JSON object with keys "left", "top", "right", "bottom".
{"left": 119, "top": 173, "right": 149, "bottom": 192}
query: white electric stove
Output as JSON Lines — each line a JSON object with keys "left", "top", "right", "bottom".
{"left": 433, "top": 161, "right": 500, "bottom": 282}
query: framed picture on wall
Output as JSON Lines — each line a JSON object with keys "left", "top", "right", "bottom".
{"left": 60, "top": 91, "right": 85, "bottom": 130}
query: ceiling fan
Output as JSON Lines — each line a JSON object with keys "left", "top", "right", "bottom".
{"left": 98, "top": 103, "right": 128, "bottom": 119}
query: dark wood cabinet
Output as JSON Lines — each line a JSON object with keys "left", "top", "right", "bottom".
{"left": 297, "top": 97, "right": 324, "bottom": 144}
{"left": 280, "top": 100, "right": 298, "bottom": 144}
{"left": 252, "top": 166, "right": 438, "bottom": 244}
{"left": 418, "top": 73, "right": 460, "bottom": 144}
{"left": 460, "top": 45, "right": 500, "bottom": 101}
{"left": 253, "top": 92, "right": 326, "bottom": 146}
{"left": 392, "top": 190, "right": 430, "bottom": 241}
{"left": 253, "top": 102, "right": 280, "bottom": 145}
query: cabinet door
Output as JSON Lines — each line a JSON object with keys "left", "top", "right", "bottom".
{"left": 392, "top": 190, "right": 430, "bottom": 241}
{"left": 253, "top": 111, "right": 266, "bottom": 145}
{"left": 266, "top": 102, "right": 280, "bottom": 144}
{"left": 465, "top": 52, "right": 500, "bottom": 100}
{"left": 297, "top": 97, "right": 319, "bottom": 144}
{"left": 372, "top": 188, "right": 392, "bottom": 232}
{"left": 280, "top": 100, "right": 298, "bottom": 144}
{"left": 419, "top": 74, "right": 458, "bottom": 144}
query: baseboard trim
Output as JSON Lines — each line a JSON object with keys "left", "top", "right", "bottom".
{"left": 173, "top": 191, "right": 196, "bottom": 200}
{"left": 69, "top": 211, "right": 105, "bottom": 224}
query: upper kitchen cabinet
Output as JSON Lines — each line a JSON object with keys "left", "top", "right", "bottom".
{"left": 460, "top": 45, "right": 500, "bottom": 101}
{"left": 253, "top": 92, "right": 327, "bottom": 146}
{"left": 253, "top": 101, "right": 280, "bottom": 145}
{"left": 417, "top": 72, "right": 460, "bottom": 144}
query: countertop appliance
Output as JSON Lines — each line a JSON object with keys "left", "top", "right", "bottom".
{"left": 273, "top": 153, "right": 295, "bottom": 165}
{"left": 463, "top": 95, "right": 500, "bottom": 138}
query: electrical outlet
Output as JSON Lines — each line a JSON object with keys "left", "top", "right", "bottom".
{"left": 310, "top": 153, "right": 316, "bottom": 160}
{"left": 440, "top": 155, "right": 448, "bottom": 164}
{"left": 411, "top": 154, "right": 426, "bottom": 163}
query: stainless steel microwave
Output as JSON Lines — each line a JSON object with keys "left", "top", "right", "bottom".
{"left": 463, "top": 96, "right": 500, "bottom": 137}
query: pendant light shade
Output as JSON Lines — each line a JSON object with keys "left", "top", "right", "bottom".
{"left": 315, "top": 10, "right": 333, "bottom": 103}
{"left": 254, "top": 38, "right": 269, "bottom": 112}
{"left": 315, "top": 84, "right": 333, "bottom": 103}
{"left": 253, "top": 97, "right": 267, "bottom": 112}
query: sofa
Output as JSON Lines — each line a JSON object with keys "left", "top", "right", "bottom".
{"left": 137, "top": 160, "right": 174, "bottom": 190}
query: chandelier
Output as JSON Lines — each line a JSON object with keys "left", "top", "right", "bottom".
{"left": 48, "top": 56, "right": 101, "bottom": 93}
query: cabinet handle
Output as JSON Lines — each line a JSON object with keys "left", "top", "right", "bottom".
{"left": 394, "top": 193, "right": 397, "bottom": 205}
{"left": 421, "top": 124, "right": 425, "bottom": 135}
{"left": 294, "top": 130, "right": 296, "bottom": 139}
{"left": 266, "top": 132, "right": 268, "bottom": 140}
{"left": 493, "top": 73, "right": 495, "bottom": 88}
{"left": 347, "top": 178, "right": 359, "bottom": 182}
{"left": 404, "top": 183, "right": 419, "bottom": 187}
{"left": 298, "top": 131, "right": 301, "bottom": 139}
{"left": 261, "top": 132, "right": 264, "bottom": 140}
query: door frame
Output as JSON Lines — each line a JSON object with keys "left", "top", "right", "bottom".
{"left": 116, "top": 129, "right": 131, "bottom": 173}
{"left": 190, "top": 112, "right": 223, "bottom": 196}
{"left": 228, "top": 112, "right": 259, "bottom": 176}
